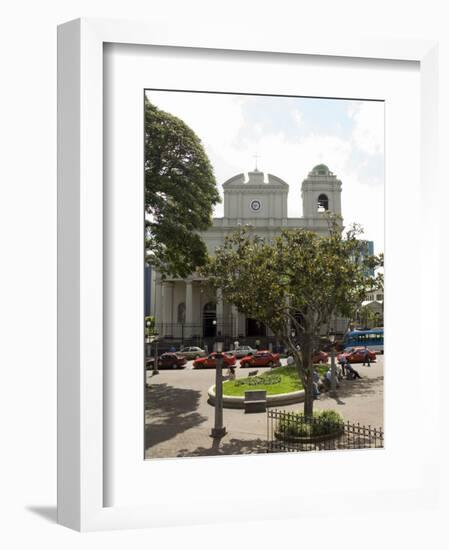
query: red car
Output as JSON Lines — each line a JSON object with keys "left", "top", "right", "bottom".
{"left": 193, "top": 352, "right": 236, "bottom": 369}
{"left": 240, "top": 350, "right": 281, "bottom": 368}
{"left": 146, "top": 352, "right": 187, "bottom": 370}
{"left": 312, "top": 351, "right": 329, "bottom": 364}
{"left": 337, "top": 347, "right": 376, "bottom": 364}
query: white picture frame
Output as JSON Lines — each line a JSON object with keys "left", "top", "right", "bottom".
{"left": 58, "top": 17, "right": 440, "bottom": 531}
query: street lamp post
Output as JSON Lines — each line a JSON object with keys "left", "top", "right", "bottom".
{"left": 153, "top": 336, "right": 159, "bottom": 375}
{"left": 329, "top": 331, "right": 337, "bottom": 396}
{"left": 146, "top": 319, "right": 160, "bottom": 376}
{"left": 211, "top": 341, "right": 226, "bottom": 439}
{"left": 145, "top": 331, "right": 150, "bottom": 359}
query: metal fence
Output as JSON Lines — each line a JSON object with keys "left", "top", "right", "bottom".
{"left": 267, "top": 409, "right": 383, "bottom": 452}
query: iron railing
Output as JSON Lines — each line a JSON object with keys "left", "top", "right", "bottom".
{"left": 267, "top": 409, "right": 383, "bottom": 452}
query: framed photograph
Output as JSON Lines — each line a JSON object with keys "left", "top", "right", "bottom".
{"left": 143, "top": 89, "right": 385, "bottom": 460}
{"left": 58, "top": 18, "right": 439, "bottom": 531}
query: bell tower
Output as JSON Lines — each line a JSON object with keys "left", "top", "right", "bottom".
{"left": 301, "top": 164, "right": 342, "bottom": 219}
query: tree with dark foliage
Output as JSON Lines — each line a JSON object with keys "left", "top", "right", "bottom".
{"left": 145, "top": 97, "right": 220, "bottom": 278}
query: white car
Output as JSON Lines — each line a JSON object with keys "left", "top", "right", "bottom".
{"left": 177, "top": 346, "right": 207, "bottom": 359}
{"left": 230, "top": 345, "right": 257, "bottom": 358}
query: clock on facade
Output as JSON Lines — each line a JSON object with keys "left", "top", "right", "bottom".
{"left": 250, "top": 199, "right": 262, "bottom": 212}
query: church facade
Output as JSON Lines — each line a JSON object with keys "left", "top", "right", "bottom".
{"left": 151, "top": 164, "right": 343, "bottom": 349}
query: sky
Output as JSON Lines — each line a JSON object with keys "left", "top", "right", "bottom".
{"left": 145, "top": 90, "right": 384, "bottom": 254}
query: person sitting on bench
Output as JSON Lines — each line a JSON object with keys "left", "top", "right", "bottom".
{"left": 324, "top": 368, "right": 340, "bottom": 390}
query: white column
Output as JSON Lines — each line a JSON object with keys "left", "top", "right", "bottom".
{"left": 216, "top": 288, "right": 224, "bottom": 336}
{"left": 185, "top": 280, "right": 194, "bottom": 337}
{"left": 231, "top": 305, "right": 239, "bottom": 338}
{"left": 162, "top": 282, "right": 174, "bottom": 336}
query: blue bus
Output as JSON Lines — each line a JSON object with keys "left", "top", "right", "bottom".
{"left": 342, "top": 328, "right": 384, "bottom": 354}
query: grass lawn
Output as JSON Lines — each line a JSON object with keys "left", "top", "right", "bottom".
{"left": 222, "top": 364, "right": 329, "bottom": 397}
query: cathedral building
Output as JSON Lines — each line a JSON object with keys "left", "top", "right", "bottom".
{"left": 152, "top": 164, "right": 343, "bottom": 349}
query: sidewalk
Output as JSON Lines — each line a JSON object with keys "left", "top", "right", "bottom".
{"left": 145, "top": 356, "right": 383, "bottom": 458}
{"left": 302, "top": 358, "right": 384, "bottom": 427}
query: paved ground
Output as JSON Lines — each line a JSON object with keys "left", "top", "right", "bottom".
{"left": 145, "top": 356, "right": 383, "bottom": 459}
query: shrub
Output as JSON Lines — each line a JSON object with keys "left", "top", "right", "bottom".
{"left": 234, "top": 374, "right": 281, "bottom": 387}
{"left": 277, "top": 409, "right": 344, "bottom": 438}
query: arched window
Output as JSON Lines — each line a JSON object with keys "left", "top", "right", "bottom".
{"left": 177, "top": 302, "right": 186, "bottom": 324}
{"left": 317, "top": 194, "right": 329, "bottom": 212}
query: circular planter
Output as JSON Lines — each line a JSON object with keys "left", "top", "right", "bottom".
{"left": 274, "top": 426, "right": 344, "bottom": 444}
{"left": 207, "top": 384, "right": 305, "bottom": 409}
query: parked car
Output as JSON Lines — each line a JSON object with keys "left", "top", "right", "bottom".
{"left": 312, "top": 351, "right": 329, "bottom": 364}
{"left": 227, "top": 345, "right": 257, "bottom": 358}
{"left": 177, "top": 346, "right": 207, "bottom": 360}
{"left": 337, "top": 347, "right": 376, "bottom": 364}
{"left": 193, "top": 352, "right": 237, "bottom": 369}
{"left": 146, "top": 353, "right": 187, "bottom": 370}
{"left": 240, "top": 350, "right": 281, "bottom": 368}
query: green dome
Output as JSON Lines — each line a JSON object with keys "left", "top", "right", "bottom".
{"left": 313, "top": 164, "right": 330, "bottom": 175}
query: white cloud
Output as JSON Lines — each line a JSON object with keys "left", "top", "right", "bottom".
{"left": 293, "top": 110, "right": 303, "bottom": 128}
{"left": 349, "top": 102, "right": 384, "bottom": 156}
{"left": 146, "top": 90, "right": 245, "bottom": 156}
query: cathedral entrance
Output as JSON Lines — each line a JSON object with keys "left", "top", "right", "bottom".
{"left": 203, "top": 302, "right": 217, "bottom": 337}
{"left": 246, "top": 317, "right": 266, "bottom": 337}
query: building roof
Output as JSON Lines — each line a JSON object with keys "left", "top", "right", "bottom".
{"left": 222, "top": 170, "right": 288, "bottom": 188}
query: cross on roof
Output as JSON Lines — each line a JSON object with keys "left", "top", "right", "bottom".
{"left": 253, "top": 153, "right": 260, "bottom": 171}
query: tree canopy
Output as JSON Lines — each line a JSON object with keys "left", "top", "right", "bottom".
{"left": 200, "top": 217, "right": 383, "bottom": 416}
{"left": 145, "top": 97, "right": 220, "bottom": 278}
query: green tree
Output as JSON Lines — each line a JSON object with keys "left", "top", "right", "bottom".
{"left": 358, "top": 304, "right": 383, "bottom": 328}
{"left": 145, "top": 98, "right": 220, "bottom": 278}
{"left": 201, "top": 217, "right": 382, "bottom": 416}
{"left": 145, "top": 315, "right": 156, "bottom": 337}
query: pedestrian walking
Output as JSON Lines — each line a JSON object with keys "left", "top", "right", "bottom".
{"left": 312, "top": 369, "right": 320, "bottom": 399}
{"left": 339, "top": 354, "right": 348, "bottom": 377}
{"left": 362, "top": 346, "right": 371, "bottom": 366}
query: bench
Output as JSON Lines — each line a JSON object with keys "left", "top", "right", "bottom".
{"left": 244, "top": 390, "right": 267, "bottom": 413}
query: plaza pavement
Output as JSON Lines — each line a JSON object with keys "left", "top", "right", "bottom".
{"left": 145, "top": 355, "right": 384, "bottom": 459}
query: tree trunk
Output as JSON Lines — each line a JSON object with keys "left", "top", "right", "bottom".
{"left": 302, "top": 336, "right": 314, "bottom": 418}
{"left": 282, "top": 326, "right": 314, "bottom": 417}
